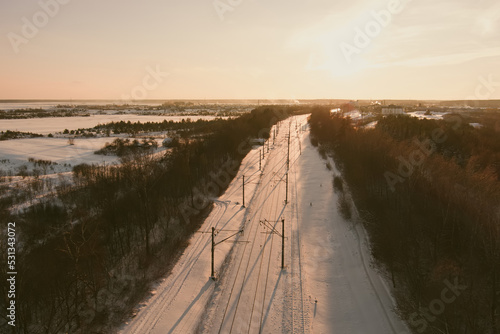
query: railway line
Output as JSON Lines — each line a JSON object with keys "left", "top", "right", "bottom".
{"left": 121, "top": 114, "right": 407, "bottom": 334}
{"left": 205, "top": 115, "right": 309, "bottom": 334}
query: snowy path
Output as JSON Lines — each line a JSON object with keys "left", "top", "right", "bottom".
{"left": 120, "top": 114, "right": 409, "bottom": 334}
{"left": 295, "top": 126, "right": 410, "bottom": 334}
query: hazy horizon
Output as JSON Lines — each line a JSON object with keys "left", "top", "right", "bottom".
{"left": 1, "top": 0, "right": 499, "bottom": 101}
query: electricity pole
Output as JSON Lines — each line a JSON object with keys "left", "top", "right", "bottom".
{"left": 288, "top": 122, "right": 291, "bottom": 166}
{"left": 285, "top": 172, "right": 288, "bottom": 204}
{"left": 282, "top": 219, "right": 285, "bottom": 269}
{"left": 242, "top": 175, "right": 245, "bottom": 207}
{"left": 260, "top": 219, "right": 285, "bottom": 269}
{"left": 297, "top": 132, "right": 302, "bottom": 155}
{"left": 285, "top": 124, "right": 290, "bottom": 204}
{"left": 211, "top": 227, "right": 215, "bottom": 278}
{"left": 210, "top": 228, "right": 244, "bottom": 280}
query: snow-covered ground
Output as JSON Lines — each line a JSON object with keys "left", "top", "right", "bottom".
{"left": 364, "top": 111, "right": 451, "bottom": 129}
{"left": 344, "top": 110, "right": 363, "bottom": 120}
{"left": 0, "top": 136, "right": 125, "bottom": 213}
{"left": 296, "top": 132, "right": 409, "bottom": 333}
{"left": 0, "top": 137, "right": 123, "bottom": 175}
{"left": 0, "top": 114, "right": 231, "bottom": 177}
{"left": 364, "top": 120, "right": 378, "bottom": 129}
{"left": 119, "top": 115, "right": 409, "bottom": 334}
{"left": 0, "top": 115, "right": 224, "bottom": 135}
{"left": 0, "top": 101, "right": 180, "bottom": 110}
{"left": 407, "top": 111, "right": 448, "bottom": 120}
{"left": 469, "top": 122, "right": 483, "bottom": 129}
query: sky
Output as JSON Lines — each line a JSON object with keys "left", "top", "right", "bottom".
{"left": 0, "top": 0, "right": 499, "bottom": 101}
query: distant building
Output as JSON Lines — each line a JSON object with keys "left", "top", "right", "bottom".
{"left": 382, "top": 106, "right": 404, "bottom": 115}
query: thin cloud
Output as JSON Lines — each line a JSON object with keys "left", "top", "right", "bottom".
{"left": 371, "top": 47, "right": 500, "bottom": 68}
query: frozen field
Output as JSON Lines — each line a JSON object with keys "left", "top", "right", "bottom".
{"left": 0, "top": 137, "right": 124, "bottom": 174}
{"left": 0, "top": 115, "right": 224, "bottom": 135}
{"left": 0, "top": 114, "right": 227, "bottom": 176}
{"left": 0, "top": 101, "right": 157, "bottom": 110}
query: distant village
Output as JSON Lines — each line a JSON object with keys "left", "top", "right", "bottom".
{"left": 332, "top": 99, "right": 499, "bottom": 128}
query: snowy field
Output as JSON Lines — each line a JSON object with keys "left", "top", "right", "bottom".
{"left": 0, "top": 114, "right": 229, "bottom": 178}
{"left": 0, "top": 115, "right": 224, "bottom": 135}
{"left": 0, "top": 112, "right": 235, "bottom": 219}
{"left": 0, "top": 137, "right": 124, "bottom": 175}
{"left": 119, "top": 115, "right": 409, "bottom": 334}
{"left": 0, "top": 101, "right": 169, "bottom": 110}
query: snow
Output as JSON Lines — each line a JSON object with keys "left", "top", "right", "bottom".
{"left": 0, "top": 101, "right": 172, "bottom": 110}
{"left": 0, "top": 115, "right": 222, "bottom": 175}
{"left": 119, "top": 130, "right": 264, "bottom": 334}
{"left": 364, "top": 121, "right": 378, "bottom": 129}
{"left": 343, "top": 110, "right": 375, "bottom": 122}
{"left": 408, "top": 111, "right": 448, "bottom": 120}
{"left": 0, "top": 115, "right": 224, "bottom": 135}
{"left": 296, "top": 136, "right": 409, "bottom": 334}
{"left": 469, "top": 122, "right": 483, "bottom": 128}
{"left": 344, "top": 110, "right": 362, "bottom": 120}
{"left": 119, "top": 115, "right": 409, "bottom": 334}
{"left": 0, "top": 137, "right": 121, "bottom": 173}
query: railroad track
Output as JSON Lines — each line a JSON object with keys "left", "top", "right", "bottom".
{"left": 209, "top": 116, "right": 310, "bottom": 334}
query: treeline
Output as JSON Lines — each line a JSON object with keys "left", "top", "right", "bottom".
{"left": 309, "top": 108, "right": 500, "bottom": 333}
{"left": 0, "top": 109, "right": 88, "bottom": 119}
{"left": 0, "top": 106, "right": 297, "bottom": 334}
{"left": 0, "top": 130, "right": 44, "bottom": 141}
{"left": 94, "top": 138, "right": 159, "bottom": 157}
{"left": 65, "top": 117, "right": 229, "bottom": 136}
